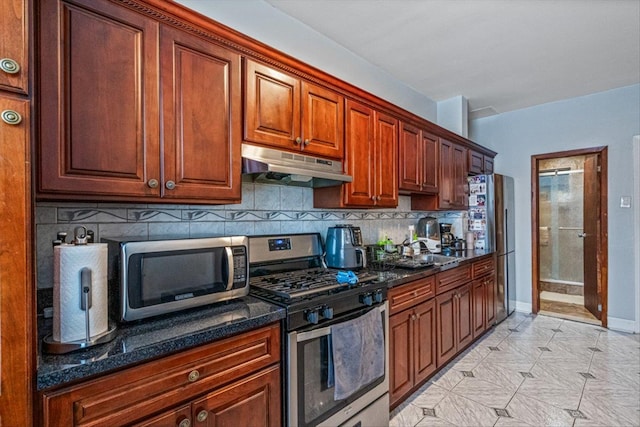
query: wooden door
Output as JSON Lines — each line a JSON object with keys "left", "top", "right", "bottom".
{"left": 438, "top": 139, "right": 454, "bottom": 209}
{"left": 301, "top": 81, "right": 344, "bottom": 159}
{"left": 471, "top": 279, "right": 485, "bottom": 338}
{"left": 583, "top": 154, "right": 600, "bottom": 318}
{"left": 343, "top": 99, "right": 375, "bottom": 206}
{"left": 456, "top": 284, "right": 473, "bottom": 349}
{"left": 398, "top": 122, "right": 422, "bottom": 192}
{"left": 435, "top": 290, "right": 456, "bottom": 367}
{"left": 389, "top": 310, "right": 414, "bottom": 407}
{"left": 0, "top": 95, "right": 32, "bottom": 425}
{"left": 484, "top": 156, "right": 494, "bottom": 174}
{"left": 414, "top": 299, "right": 437, "bottom": 384}
{"left": 39, "top": 0, "right": 161, "bottom": 198}
{"left": 192, "top": 366, "right": 281, "bottom": 427}
{"left": 0, "top": 0, "right": 28, "bottom": 94}
{"left": 160, "top": 25, "right": 241, "bottom": 202}
{"left": 133, "top": 404, "right": 191, "bottom": 427}
{"left": 453, "top": 143, "right": 468, "bottom": 208}
{"left": 468, "top": 150, "right": 484, "bottom": 175}
{"left": 421, "top": 131, "right": 439, "bottom": 193}
{"left": 374, "top": 112, "right": 398, "bottom": 207}
{"left": 484, "top": 274, "right": 497, "bottom": 327}
{"left": 244, "top": 59, "right": 300, "bottom": 150}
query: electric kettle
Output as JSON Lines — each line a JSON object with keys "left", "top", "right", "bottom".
{"left": 325, "top": 225, "right": 367, "bottom": 269}
{"left": 416, "top": 216, "right": 441, "bottom": 253}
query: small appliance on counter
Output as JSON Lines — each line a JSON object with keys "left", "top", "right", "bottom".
{"left": 439, "top": 223, "right": 455, "bottom": 252}
{"left": 43, "top": 226, "right": 117, "bottom": 354}
{"left": 325, "top": 224, "right": 367, "bottom": 269}
{"left": 416, "top": 216, "right": 441, "bottom": 253}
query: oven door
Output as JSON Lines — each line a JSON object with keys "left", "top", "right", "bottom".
{"left": 288, "top": 303, "right": 389, "bottom": 427}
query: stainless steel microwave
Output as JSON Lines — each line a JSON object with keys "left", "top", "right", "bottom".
{"left": 103, "top": 236, "right": 249, "bottom": 322}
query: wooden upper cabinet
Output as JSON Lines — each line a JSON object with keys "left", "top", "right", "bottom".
{"left": 398, "top": 123, "right": 438, "bottom": 194}
{"left": 0, "top": 0, "right": 29, "bottom": 94}
{"left": 468, "top": 149, "right": 484, "bottom": 175}
{"left": 244, "top": 59, "right": 343, "bottom": 159}
{"left": 314, "top": 100, "right": 397, "bottom": 208}
{"left": 160, "top": 24, "right": 241, "bottom": 201}
{"left": 453, "top": 143, "right": 468, "bottom": 208}
{"left": 436, "top": 139, "right": 467, "bottom": 210}
{"left": 38, "top": 0, "right": 241, "bottom": 203}
{"left": 484, "top": 156, "right": 495, "bottom": 174}
{"left": 39, "top": 0, "right": 161, "bottom": 198}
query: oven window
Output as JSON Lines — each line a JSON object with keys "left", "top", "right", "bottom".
{"left": 128, "top": 248, "right": 227, "bottom": 307}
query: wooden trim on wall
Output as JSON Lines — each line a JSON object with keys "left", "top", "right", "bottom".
{"left": 530, "top": 146, "right": 608, "bottom": 327}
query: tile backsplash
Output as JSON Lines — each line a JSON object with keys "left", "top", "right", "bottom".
{"left": 36, "top": 183, "right": 467, "bottom": 288}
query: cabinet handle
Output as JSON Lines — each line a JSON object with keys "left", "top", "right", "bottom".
{"left": 1, "top": 110, "right": 22, "bottom": 125}
{"left": 376, "top": 195, "right": 381, "bottom": 201}
{"left": 196, "top": 410, "right": 208, "bottom": 423}
{"left": 147, "top": 179, "right": 159, "bottom": 189}
{"left": 413, "top": 291, "right": 418, "bottom": 297}
{"left": 165, "top": 180, "right": 176, "bottom": 190}
{"left": 411, "top": 314, "right": 417, "bottom": 320}
{"left": 416, "top": 313, "right": 420, "bottom": 319}
{"left": 294, "top": 137, "right": 302, "bottom": 145}
{"left": 178, "top": 418, "right": 191, "bottom": 427}
{"left": 188, "top": 369, "right": 200, "bottom": 382}
{"left": 303, "top": 139, "right": 310, "bottom": 146}
{"left": 0, "top": 58, "right": 20, "bottom": 74}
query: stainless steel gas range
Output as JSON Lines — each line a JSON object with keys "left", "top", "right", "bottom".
{"left": 249, "top": 233, "right": 389, "bottom": 427}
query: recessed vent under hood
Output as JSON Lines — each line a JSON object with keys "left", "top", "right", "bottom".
{"left": 241, "top": 144, "right": 352, "bottom": 188}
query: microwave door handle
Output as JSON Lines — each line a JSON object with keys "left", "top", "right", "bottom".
{"left": 224, "top": 247, "right": 234, "bottom": 290}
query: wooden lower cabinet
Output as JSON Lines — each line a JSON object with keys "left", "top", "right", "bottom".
{"left": 435, "top": 283, "right": 472, "bottom": 368}
{"left": 389, "top": 299, "right": 436, "bottom": 408}
{"left": 40, "top": 324, "right": 281, "bottom": 426}
{"left": 472, "top": 279, "right": 486, "bottom": 338}
{"left": 484, "top": 273, "right": 497, "bottom": 326}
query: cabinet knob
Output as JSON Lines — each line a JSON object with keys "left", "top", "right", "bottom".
{"left": 147, "top": 179, "right": 159, "bottom": 189}
{"left": 411, "top": 314, "right": 417, "bottom": 320}
{"left": 188, "top": 369, "right": 200, "bottom": 382}
{"left": 0, "top": 58, "right": 20, "bottom": 74}
{"left": 178, "top": 418, "right": 191, "bottom": 427}
{"left": 196, "top": 410, "right": 208, "bottom": 423}
{"left": 376, "top": 195, "right": 381, "bottom": 201}
{"left": 303, "top": 139, "right": 310, "bottom": 146}
{"left": 370, "top": 195, "right": 376, "bottom": 201}
{"left": 165, "top": 180, "right": 176, "bottom": 190}
{"left": 294, "top": 137, "right": 302, "bottom": 145}
{"left": 1, "top": 109, "right": 22, "bottom": 125}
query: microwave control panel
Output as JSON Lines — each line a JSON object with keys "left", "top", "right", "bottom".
{"left": 232, "top": 246, "right": 247, "bottom": 287}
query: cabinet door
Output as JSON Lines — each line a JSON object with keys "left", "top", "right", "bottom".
{"left": 160, "top": 25, "right": 241, "bottom": 202}
{"left": 191, "top": 366, "right": 281, "bottom": 427}
{"left": 421, "top": 131, "right": 439, "bottom": 193}
{"left": 484, "top": 274, "right": 497, "bottom": 327}
{"left": 39, "top": 0, "right": 161, "bottom": 198}
{"left": 435, "top": 290, "right": 456, "bottom": 367}
{"left": 0, "top": 95, "right": 32, "bottom": 424}
{"left": 398, "top": 122, "right": 422, "bottom": 192}
{"left": 414, "top": 299, "right": 437, "bottom": 384}
{"left": 0, "top": 0, "right": 28, "bottom": 94}
{"left": 389, "top": 310, "right": 414, "bottom": 407}
{"left": 374, "top": 112, "right": 398, "bottom": 207}
{"left": 133, "top": 404, "right": 191, "bottom": 427}
{"left": 244, "top": 59, "right": 300, "bottom": 150}
{"left": 468, "top": 149, "right": 484, "bottom": 175}
{"left": 438, "top": 139, "right": 454, "bottom": 209}
{"left": 301, "top": 81, "right": 344, "bottom": 159}
{"left": 471, "top": 279, "right": 485, "bottom": 338}
{"left": 453, "top": 143, "right": 468, "bottom": 208}
{"left": 456, "top": 284, "right": 473, "bottom": 350}
{"left": 484, "top": 156, "right": 495, "bottom": 174}
{"left": 343, "top": 99, "right": 375, "bottom": 206}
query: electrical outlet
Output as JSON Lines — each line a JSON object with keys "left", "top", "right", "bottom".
{"left": 620, "top": 196, "right": 631, "bottom": 208}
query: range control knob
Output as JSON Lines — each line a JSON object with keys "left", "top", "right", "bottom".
{"left": 305, "top": 309, "right": 319, "bottom": 325}
{"left": 321, "top": 306, "right": 334, "bottom": 320}
{"left": 374, "top": 289, "right": 384, "bottom": 304}
{"left": 359, "top": 293, "right": 373, "bottom": 307}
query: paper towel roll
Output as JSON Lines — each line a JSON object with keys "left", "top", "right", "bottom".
{"left": 53, "top": 243, "right": 108, "bottom": 343}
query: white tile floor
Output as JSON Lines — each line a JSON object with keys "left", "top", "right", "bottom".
{"left": 390, "top": 312, "right": 640, "bottom": 427}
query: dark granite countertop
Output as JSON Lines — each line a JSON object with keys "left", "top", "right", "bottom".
{"left": 37, "top": 296, "right": 285, "bottom": 391}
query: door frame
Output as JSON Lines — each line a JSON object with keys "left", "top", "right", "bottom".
{"left": 531, "top": 146, "right": 608, "bottom": 327}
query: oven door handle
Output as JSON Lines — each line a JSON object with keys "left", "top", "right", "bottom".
{"left": 295, "top": 305, "right": 385, "bottom": 343}
{"left": 224, "top": 247, "right": 234, "bottom": 290}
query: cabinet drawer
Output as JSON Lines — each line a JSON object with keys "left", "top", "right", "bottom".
{"left": 436, "top": 265, "right": 471, "bottom": 295}
{"left": 389, "top": 276, "right": 435, "bottom": 315}
{"left": 42, "top": 324, "right": 280, "bottom": 426}
{"left": 472, "top": 257, "right": 495, "bottom": 279}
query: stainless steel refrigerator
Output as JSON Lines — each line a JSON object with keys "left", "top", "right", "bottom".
{"left": 468, "top": 174, "right": 516, "bottom": 323}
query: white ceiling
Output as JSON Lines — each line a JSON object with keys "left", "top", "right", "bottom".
{"left": 264, "top": 0, "right": 640, "bottom": 118}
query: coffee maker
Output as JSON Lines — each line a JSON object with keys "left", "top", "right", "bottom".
{"left": 439, "top": 223, "right": 455, "bottom": 251}
{"left": 325, "top": 225, "right": 367, "bottom": 269}
{"left": 416, "top": 216, "right": 441, "bottom": 253}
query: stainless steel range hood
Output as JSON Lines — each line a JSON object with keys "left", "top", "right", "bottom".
{"left": 241, "top": 144, "right": 352, "bottom": 188}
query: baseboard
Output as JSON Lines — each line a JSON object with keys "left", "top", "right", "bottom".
{"left": 515, "top": 301, "right": 532, "bottom": 314}
{"left": 607, "top": 316, "right": 639, "bottom": 333}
